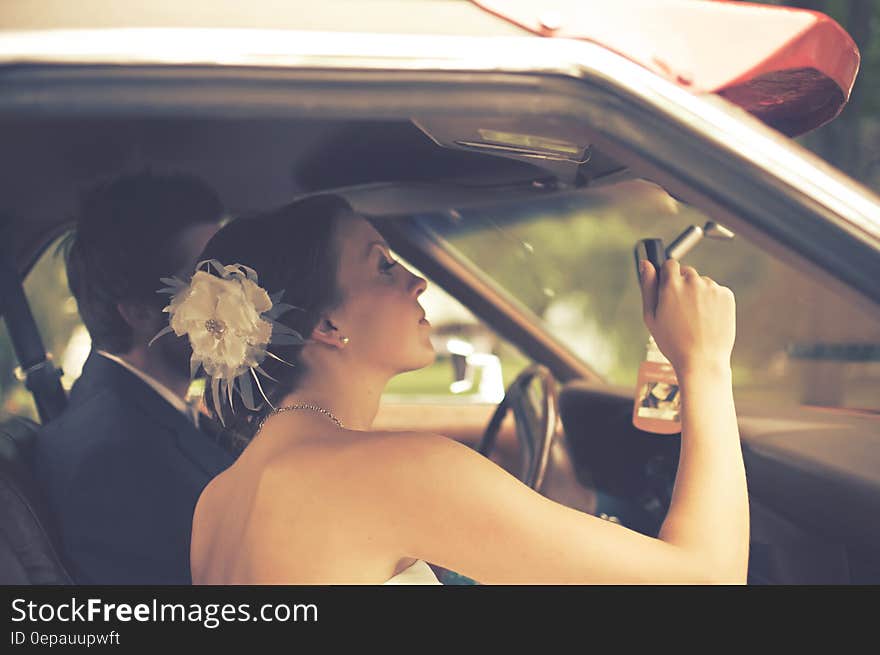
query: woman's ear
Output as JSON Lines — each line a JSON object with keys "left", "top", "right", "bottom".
{"left": 309, "top": 317, "right": 345, "bottom": 348}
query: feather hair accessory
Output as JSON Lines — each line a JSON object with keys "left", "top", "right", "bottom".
{"left": 149, "top": 258, "right": 306, "bottom": 426}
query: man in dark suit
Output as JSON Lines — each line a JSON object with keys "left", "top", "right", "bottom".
{"left": 31, "top": 171, "right": 237, "bottom": 584}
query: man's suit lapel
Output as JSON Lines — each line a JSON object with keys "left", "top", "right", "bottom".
{"left": 72, "top": 349, "right": 235, "bottom": 477}
{"left": 171, "top": 413, "right": 236, "bottom": 478}
{"left": 130, "top": 382, "right": 235, "bottom": 478}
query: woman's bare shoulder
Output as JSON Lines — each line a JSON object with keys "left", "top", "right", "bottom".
{"left": 340, "top": 430, "right": 459, "bottom": 465}
{"left": 239, "top": 431, "right": 456, "bottom": 549}
{"left": 269, "top": 427, "right": 449, "bottom": 457}
{"left": 335, "top": 431, "right": 478, "bottom": 493}
{"left": 255, "top": 430, "right": 454, "bottom": 497}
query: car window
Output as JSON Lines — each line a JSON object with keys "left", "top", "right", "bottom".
{"left": 0, "top": 234, "right": 84, "bottom": 423}
{"left": 412, "top": 178, "right": 880, "bottom": 413}
{"left": 0, "top": 236, "right": 532, "bottom": 423}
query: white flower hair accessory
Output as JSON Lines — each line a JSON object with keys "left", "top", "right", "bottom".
{"left": 149, "top": 258, "right": 306, "bottom": 426}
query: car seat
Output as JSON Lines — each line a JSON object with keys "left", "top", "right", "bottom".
{"left": 0, "top": 415, "right": 73, "bottom": 584}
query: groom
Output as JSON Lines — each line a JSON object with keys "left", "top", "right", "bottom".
{"left": 30, "top": 171, "right": 237, "bottom": 584}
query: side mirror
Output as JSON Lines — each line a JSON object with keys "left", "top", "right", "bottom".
{"left": 445, "top": 337, "right": 505, "bottom": 403}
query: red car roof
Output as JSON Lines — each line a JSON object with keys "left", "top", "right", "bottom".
{"left": 472, "top": 0, "right": 860, "bottom": 136}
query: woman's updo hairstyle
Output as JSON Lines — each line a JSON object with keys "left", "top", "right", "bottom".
{"left": 197, "top": 193, "right": 353, "bottom": 451}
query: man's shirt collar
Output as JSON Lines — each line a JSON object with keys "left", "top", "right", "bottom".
{"left": 95, "top": 349, "right": 199, "bottom": 428}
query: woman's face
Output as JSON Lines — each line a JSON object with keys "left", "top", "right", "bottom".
{"left": 328, "top": 212, "right": 436, "bottom": 374}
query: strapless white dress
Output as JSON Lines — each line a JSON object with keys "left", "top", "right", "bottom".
{"left": 383, "top": 559, "right": 442, "bottom": 585}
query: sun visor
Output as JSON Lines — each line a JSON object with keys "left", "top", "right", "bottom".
{"left": 471, "top": 0, "right": 860, "bottom": 137}
{"left": 410, "top": 116, "right": 607, "bottom": 188}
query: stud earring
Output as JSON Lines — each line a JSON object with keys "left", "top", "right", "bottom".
{"left": 340, "top": 336, "right": 350, "bottom": 345}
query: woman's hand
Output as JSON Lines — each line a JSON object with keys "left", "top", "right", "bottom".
{"left": 638, "top": 258, "right": 736, "bottom": 376}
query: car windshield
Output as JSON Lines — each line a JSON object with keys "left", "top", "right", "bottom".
{"left": 413, "top": 177, "right": 880, "bottom": 413}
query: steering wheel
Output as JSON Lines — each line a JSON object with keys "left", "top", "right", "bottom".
{"left": 475, "top": 363, "right": 560, "bottom": 490}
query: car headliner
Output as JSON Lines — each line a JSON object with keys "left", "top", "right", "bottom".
{"left": 0, "top": 116, "right": 627, "bottom": 272}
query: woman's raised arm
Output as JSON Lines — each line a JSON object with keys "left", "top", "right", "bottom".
{"left": 357, "top": 257, "right": 748, "bottom": 584}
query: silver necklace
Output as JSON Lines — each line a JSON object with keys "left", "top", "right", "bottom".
{"left": 257, "top": 402, "right": 345, "bottom": 434}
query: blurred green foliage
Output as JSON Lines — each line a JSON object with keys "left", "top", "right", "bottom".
{"left": 436, "top": 178, "right": 880, "bottom": 411}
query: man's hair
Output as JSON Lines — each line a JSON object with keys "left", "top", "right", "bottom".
{"left": 62, "top": 170, "right": 224, "bottom": 353}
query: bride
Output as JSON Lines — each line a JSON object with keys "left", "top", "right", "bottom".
{"left": 160, "top": 193, "right": 747, "bottom": 585}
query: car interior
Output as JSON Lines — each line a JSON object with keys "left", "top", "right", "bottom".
{"left": 1, "top": 105, "right": 879, "bottom": 585}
